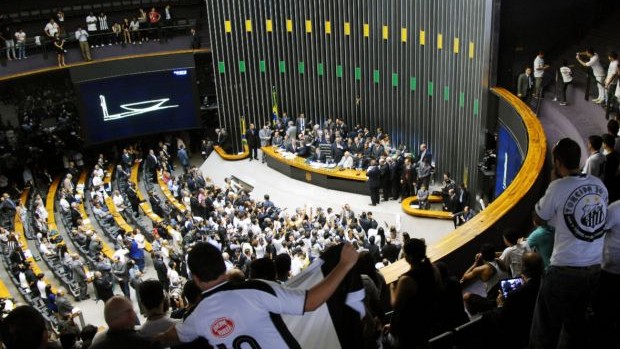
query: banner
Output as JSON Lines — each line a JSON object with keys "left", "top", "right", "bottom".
{"left": 283, "top": 244, "right": 365, "bottom": 349}
{"left": 271, "top": 86, "right": 279, "bottom": 126}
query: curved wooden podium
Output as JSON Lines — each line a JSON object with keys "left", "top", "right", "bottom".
{"left": 380, "top": 87, "right": 547, "bottom": 284}
{"left": 214, "top": 145, "right": 250, "bottom": 161}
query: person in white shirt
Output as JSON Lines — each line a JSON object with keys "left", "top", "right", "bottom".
{"left": 155, "top": 242, "right": 358, "bottom": 348}
{"left": 558, "top": 60, "right": 573, "bottom": 106}
{"left": 533, "top": 51, "right": 549, "bottom": 97}
{"left": 337, "top": 151, "right": 354, "bottom": 169}
{"left": 530, "top": 137, "right": 608, "bottom": 348}
{"left": 14, "top": 28, "right": 27, "bottom": 59}
{"left": 112, "top": 190, "right": 125, "bottom": 212}
{"left": 85, "top": 12, "right": 98, "bottom": 47}
{"left": 44, "top": 19, "right": 59, "bottom": 38}
{"left": 129, "top": 17, "right": 141, "bottom": 44}
{"left": 576, "top": 48, "right": 606, "bottom": 104}
{"left": 604, "top": 51, "right": 619, "bottom": 114}
{"left": 74, "top": 26, "right": 92, "bottom": 61}
{"left": 582, "top": 135, "right": 606, "bottom": 180}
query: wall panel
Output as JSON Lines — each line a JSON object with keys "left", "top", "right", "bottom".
{"left": 206, "top": 0, "right": 494, "bottom": 191}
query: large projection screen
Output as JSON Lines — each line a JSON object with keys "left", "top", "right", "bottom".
{"left": 71, "top": 54, "right": 200, "bottom": 145}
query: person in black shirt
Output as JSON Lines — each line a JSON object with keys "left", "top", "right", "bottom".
{"left": 381, "top": 238, "right": 400, "bottom": 264}
{"left": 367, "top": 160, "right": 381, "bottom": 206}
{"left": 246, "top": 123, "right": 259, "bottom": 161}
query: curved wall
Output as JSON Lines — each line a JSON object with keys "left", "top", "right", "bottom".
{"left": 206, "top": 0, "right": 495, "bottom": 186}
{"left": 381, "top": 87, "right": 547, "bottom": 282}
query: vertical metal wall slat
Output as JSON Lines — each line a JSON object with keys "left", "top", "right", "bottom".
{"left": 207, "top": 0, "right": 494, "bottom": 192}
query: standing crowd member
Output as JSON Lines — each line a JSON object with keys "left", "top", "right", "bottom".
{"left": 530, "top": 138, "right": 608, "bottom": 348}
{"left": 558, "top": 60, "right": 573, "bottom": 106}
{"left": 74, "top": 26, "right": 92, "bottom": 61}
{"left": 576, "top": 48, "right": 606, "bottom": 104}
{"left": 533, "top": 51, "right": 550, "bottom": 98}
{"left": 155, "top": 242, "right": 359, "bottom": 348}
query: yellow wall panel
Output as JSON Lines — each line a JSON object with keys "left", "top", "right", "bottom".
{"left": 401, "top": 28, "right": 407, "bottom": 43}
{"left": 454, "top": 37, "right": 460, "bottom": 53}
{"left": 420, "top": 30, "right": 426, "bottom": 45}
{"left": 245, "top": 20, "right": 252, "bottom": 32}
{"left": 224, "top": 20, "right": 232, "bottom": 33}
{"left": 344, "top": 22, "right": 351, "bottom": 36}
{"left": 383, "top": 25, "right": 389, "bottom": 40}
{"left": 437, "top": 33, "right": 443, "bottom": 49}
{"left": 363, "top": 23, "right": 370, "bottom": 37}
{"left": 469, "top": 42, "right": 475, "bottom": 58}
{"left": 306, "top": 20, "right": 312, "bottom": 33}
{"left": 266, "top": 19, "right": 273, "bottom": 32}
{"left": 286, "top": 19, "right": 293, "bottom": 32}
{"left": 325, "top": 20, "right": 331, "bottom": 34}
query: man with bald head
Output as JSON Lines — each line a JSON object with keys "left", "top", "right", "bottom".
{"left": 90, "top": 296, "right": 157, "bottom": 349}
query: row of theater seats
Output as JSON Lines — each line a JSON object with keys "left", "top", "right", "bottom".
{"left": 0, "top": 188, "right": 60, "bottom": 329}
{"left": 38, "top": 178, "right": 82, "bottom": 300}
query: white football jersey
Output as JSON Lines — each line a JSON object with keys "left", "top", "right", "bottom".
{"left": 176, "top": 280, "right": 306, "bottom": 348}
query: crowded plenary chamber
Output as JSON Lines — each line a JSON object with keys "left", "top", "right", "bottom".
{"left": 0, "top": 0, "right": 619, "bottom": 348}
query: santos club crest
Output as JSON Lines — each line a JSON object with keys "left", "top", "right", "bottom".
{"left": 563, "top": 184, "right": 607, "bottom": 242}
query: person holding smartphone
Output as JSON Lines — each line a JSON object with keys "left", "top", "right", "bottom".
{"left": 481, "top": 252, "right": 544, "bottom": 348}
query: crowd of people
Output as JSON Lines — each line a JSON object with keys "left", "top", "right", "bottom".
{"left": 517, "top": 48, "right": 619, "bottom": 117}
{"left": 242, "top": 114, "right": 444, "bottom": 207}
{"left": 0, "top": 3, "right": 202, "bottom": 67}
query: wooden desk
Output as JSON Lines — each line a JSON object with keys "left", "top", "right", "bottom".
{"left": 262, "top": 146, "right": 369, "bottom": 194}
{"left": 214, "top": 145, "right": 249, "bottom": 161}
{"left": 401, "top": 196, "right": 454, "bottom": 220}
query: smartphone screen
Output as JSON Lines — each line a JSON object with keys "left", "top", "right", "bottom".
{"left": 500, "top": 277, "right": 524, "bottom": 299}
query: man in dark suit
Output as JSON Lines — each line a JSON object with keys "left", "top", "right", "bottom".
{"left": 367, "top": 159, "right": 381, "bottom": 206}
{"left": 400, "top": 158, "right": 416, "bottom": 202}
{"left": 245, "top": 123, "right": 259, "bottom": 161}
{"left": 145, "top": 149, "right": 159, "bottom": 183}
{"left": 367, "top": 236, "right": 381, "bottom": 264}
{"left": 517, "top": 67, "right": 534, "bottom": 100}
{"left": 444, "top": 189, "right": 463, "bottom": 228}
{"left": 93, "top": 271, "right": 114, "bottom": 303}
{"left": 153, "top": 252, "right": 170, "bottom": 290}
{"left": 190, "top": 27, "right": 201, "bottom": 49}
{"left": 379, "top": 158, "right": 391, "bottom": 201}
{"left": 457, "top": 182, "right": 471, "bottom": 209}
{"left": 381, "top": 238, "right": 400, "bottom": 263}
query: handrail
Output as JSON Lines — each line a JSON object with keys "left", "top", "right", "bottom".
{"left": 214, "top": 144, "right": 250, "bottom": 161}
{"left": 0, "top": 48, "right": 210, "bottom": 81}
{"left": 380, "top": 87, "right": 547, "bottom": 284}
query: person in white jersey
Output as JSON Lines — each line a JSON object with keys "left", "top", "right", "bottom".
{"left": 533, "top": 51, "right": 549, "bottom": 97}
{"left": 530, "top": 138, "right": 608, "bottom": 348}
{"left": 558, "top": 59, "right": 573, "bottom": 106}
{"left": 155, "top": 242, "right": 358, "bottom": 348}
{"left": 604, "top": 51, "right": 619, "bottom": 115}
{"left": 582, "top": 135, "right": 606, "bottom": 180}
{"left": 576, "top": 48, "right": 606, "bottom": 104}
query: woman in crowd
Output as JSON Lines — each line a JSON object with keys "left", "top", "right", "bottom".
{"left": 53, "top": 33, "right": 66, "bottom": 67}
{"left": 388, "top": 238, "right": 440, "bottom": 348}
{"left": 122, "top": 18, "right": 132, "bottom": 45}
